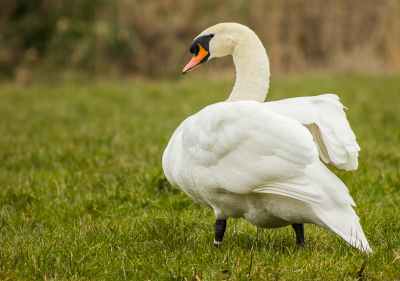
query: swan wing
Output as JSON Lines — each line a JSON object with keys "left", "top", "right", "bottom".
{"left": 252, "top": 171, "right": 323, "bottom": 204}
{"left": 262, "top": 94, "right": 360, "bottom": 170}
{"left": 181, "top": 101, "right": 321, "bottom": 202}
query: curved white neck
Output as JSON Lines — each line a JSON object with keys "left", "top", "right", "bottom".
{"left": 226, "top": 34, "right": 270, "bottom": 103}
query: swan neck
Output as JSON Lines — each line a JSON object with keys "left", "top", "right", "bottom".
{"left": 226, "top": 36, "right": 270, "bottom": 103}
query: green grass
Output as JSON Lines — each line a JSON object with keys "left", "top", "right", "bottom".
{"left": 0, "top": 75, "right": 399, "bottom": 280}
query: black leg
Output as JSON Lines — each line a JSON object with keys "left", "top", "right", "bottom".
{"left": 291, "top": 223, "right": 306, "bottom": 248}
{"left": 214, "top": 219, "right": 227, "bottom": 246}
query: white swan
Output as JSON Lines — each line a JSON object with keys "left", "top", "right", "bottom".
{"left": 162, "top": 23, "right": 372, "bottom": 252}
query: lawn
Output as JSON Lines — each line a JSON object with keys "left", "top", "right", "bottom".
{"left": 0, "top": 75, "right": 399, "bottom": 280}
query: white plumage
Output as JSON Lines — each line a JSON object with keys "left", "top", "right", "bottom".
{"left": 162, "top": 23, "right": 371, "bottom": 252}
{"left": 263, "top": 94, "right": 360, "bottom": 170}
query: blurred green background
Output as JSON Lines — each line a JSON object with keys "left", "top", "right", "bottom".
{"left": 1, "top": 0, "right": 400, "bottom": 82}
{"left": 1, "top": 1, "right": 400, "bottom": 279}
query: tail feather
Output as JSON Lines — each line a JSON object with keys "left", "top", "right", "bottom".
{"left": 304, "top": 161, "right": 372, "bottom": 252}
{"left": 316, "top": 203, "right": 372, "bottom": 252}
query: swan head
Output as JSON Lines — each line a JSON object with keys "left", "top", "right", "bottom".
{"left": 182, "top": 23, "right": 248, "bottom": 74}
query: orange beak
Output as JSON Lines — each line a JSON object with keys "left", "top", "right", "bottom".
{"left": 182, "top": 44, "right": 209, "bottom": 74}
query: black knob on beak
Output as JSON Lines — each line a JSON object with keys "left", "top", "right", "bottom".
{"left": 190, "top": 41, "right": 200, "bottom": 54}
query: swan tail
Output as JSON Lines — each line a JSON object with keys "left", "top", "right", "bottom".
{"left": 317, "top": 204, "right": 372, "bottom": 252}
{"left": 304, "top": 161, "right": 372, "bottom": 253}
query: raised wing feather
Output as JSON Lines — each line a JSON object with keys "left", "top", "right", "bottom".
{"left": 181, "top": 101, "right": 320, "bottom": 200}
{"left": 262, "top": 94, "right": 360, "bottom": 170}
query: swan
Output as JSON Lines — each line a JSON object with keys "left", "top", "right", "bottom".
{"left": 162, "top": 23, "right": 372, "bottom": 252}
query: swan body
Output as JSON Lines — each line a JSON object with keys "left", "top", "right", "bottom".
{"left": 162, "top": 23, "right": 371, "bottom": 252}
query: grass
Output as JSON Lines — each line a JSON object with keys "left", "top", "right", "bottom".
{"left": 0, "top": 75, "right": 399, "bottom": 280}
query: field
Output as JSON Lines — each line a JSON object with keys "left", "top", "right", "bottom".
{"left": 0, "top": 75, "right": 400, "bottom": 280}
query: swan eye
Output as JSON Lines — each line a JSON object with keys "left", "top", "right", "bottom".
{"left": 209, "top": 34, "right": 214, "bottom": 38}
